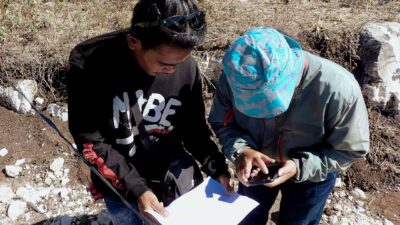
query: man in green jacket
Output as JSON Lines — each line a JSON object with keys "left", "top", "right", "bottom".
{"left": 208, "top": 27, "right": 369, "bottom": 225}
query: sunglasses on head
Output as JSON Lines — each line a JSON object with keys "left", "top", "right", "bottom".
{"left": 135, "top": 11, "right": 205, "bottom": 34}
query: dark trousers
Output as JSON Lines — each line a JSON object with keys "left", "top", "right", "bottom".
{"left": 239, "top": 172, "right": 338, "bottom": 225}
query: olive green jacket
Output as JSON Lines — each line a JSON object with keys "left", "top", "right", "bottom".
{"left": 208, "top": 52, "right": 370, "bottom": 182}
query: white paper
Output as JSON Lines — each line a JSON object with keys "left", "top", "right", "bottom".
{"left": 147, "top": 177, "right": 259, "bottom": 225}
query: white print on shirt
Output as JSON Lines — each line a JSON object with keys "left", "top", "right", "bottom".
{"left": 112, "top": 89, "right": 181, "bottom": 156}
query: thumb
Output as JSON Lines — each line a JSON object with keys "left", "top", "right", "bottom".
{"left": 154, "top": 201, "right": 169, "bottom": 217}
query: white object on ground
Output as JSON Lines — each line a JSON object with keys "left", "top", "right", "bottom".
{"left": 0, "top": 148, "right": 8, "bottom": 157}
{"left": 7, "top": 200, "right": 27, "bottom": 220}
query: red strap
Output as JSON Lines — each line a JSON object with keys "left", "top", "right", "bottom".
{"left": 83, "top": 143, "right": 125, "bottom": 190}
{"left": 223, "top": 109, "right": 234, "bottom": 127}
{"left": 88, "top": 182, "right": 104, "bottom": 202}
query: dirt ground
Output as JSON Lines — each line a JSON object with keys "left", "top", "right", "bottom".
{"left": 1, "top": 100, "right": 400, "bottom": 224}
{"left": 0, "top": 106, "right": 90, "bottom": 192}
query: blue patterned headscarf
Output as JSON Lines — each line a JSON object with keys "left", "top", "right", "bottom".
{"left": 223, "top": 27, "right": 304, "bottom": 118}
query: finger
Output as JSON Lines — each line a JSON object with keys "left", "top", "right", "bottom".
{"left": 278, "top": 166, "right": 290, "bottom": 177}
{"left": 235, "top": 169, "right": 249, "bottom": 186}
{"left": 236, "top": 163, "right": 247, "bottom": 182}
{"left": 254, "top": 158, "right": 269, "bottom": 174}
{"left": 243, "top": 158, "right": 253, "bottom": 181}
{"left": 281, "top": 160, "right": 297, "bottom": 176}
{"left": 260, "top": 154, "right": 275, "bottom": 164}
{"left": 250, "top": 167, "right": 260, "bottom": 178}
{"left": 154, "top": 201, "right": 169, "bottom": 217}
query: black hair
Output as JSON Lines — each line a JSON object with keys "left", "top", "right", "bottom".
{"left": 130, "top": 0, "right": 206, "bottom": 50}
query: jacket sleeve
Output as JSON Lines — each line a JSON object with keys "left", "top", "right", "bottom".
{"left": 290, "top": 89, "right": 370, "bottom": 182}
{"left": 179, "top": 66, "right": 229, "bottom": 179}
{"left": 208, "top": 73, "right": 258, "bottom": 162}
{"left": 67, "top": 46, "right": 149, "bottom": 199}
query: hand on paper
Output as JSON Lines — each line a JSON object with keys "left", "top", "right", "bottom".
{"left": 217, "top": 173, "right": 234, "bottom": 195}
{"left": 235, "top": 148, "right": 275, "bottom": 186}
{"left": 138, "top": 190, "right": 169, "bottom": 224}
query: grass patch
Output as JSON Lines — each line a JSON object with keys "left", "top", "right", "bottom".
{"left": 0, "top": 0, "right": 399, "bottom": 102}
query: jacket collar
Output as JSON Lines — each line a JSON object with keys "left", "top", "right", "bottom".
{"left": 299, "top": 52, "right": 322, "bottom": 90}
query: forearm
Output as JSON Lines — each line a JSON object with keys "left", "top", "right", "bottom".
{"left": 290, "top": 143, "right": 368, "bottom": 182}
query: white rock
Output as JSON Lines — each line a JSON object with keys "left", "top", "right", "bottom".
{"left": 61, "top": 177, "right": 70, "bottom": 186}
{"left": 14, "top": 158, "right": 26, "bottom": 166}
{"left": 329, "top": 215, "right": 338, "bottom": 225}
{"left": 28, "top": 201, "right": 47, "bottom": 214}
{"left": 16, "top": 186, "right": 51, "bottom": 204}
{"left": 59, "top": 188, "right": 70, "bottom": 200}
{"left": 357, "top": 206, "right": 366, "bottom": 213}
{"left": 0, "top": 148, "right": 8, "bottom": 157}
{"left": 343, "top": 205, "right": 352, "bottom": 213}
{"left": 0, "top": 186, "right": 15, "bottom": 203}
{"left": 5, "top": 165, "right": 22, "bottom": 177}
{"left": 0, "top": 80, "right": 38, "bottom": 114}
{"left": 7, "top": 200, "right": 27, "bottom": 220}
{"left": 351, "top": 188, "right": 367, "bottom": 200}
{"left": 54, "top": 169, "right": 64, "bottom": 178}
{"left": 47, "top": 103, "right": 68, "bottom": 122}
{"left": 333, "top": 203, "right": 343, "bottom": 211}
{"left": 34, "top": 97, "right": 45, "bottom": 109}
{"left": 50, "top": 158, "right": 64, "bottom": 172}
{"left": 384, "top": 219, "right": 395, "bottom": 225}
{"left": 24, "top": 212, "right": 31, "bottom": 221}
{"left": 338, "top": 190, "right": 346, "bottom": 198}
{"left": 334, "top": 177, "right": 343, "bottom": 188}
{"left": 339, "top": 217, "right": 352, "bottom": 225}
{"left": 360, "top": 22, "right": 400, "bottom": 118}
{"left": 44, "top": 176, "right": 53, "bottom": 186}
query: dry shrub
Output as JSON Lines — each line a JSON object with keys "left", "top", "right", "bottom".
{"left": 0, "top": 0, "right": 135, "bottom": 102}
{"left": 1, "top": 0, "right": 400, "bottom": 102}
{"left": 299, "top": 26, "right": 360, "bottom": 72}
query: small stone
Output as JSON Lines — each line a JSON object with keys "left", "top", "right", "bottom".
{"left": 15, "top": 158, "right": 26, "bottom": 166}
{"left": 351, "top": 188, "right": 367, "bottom": 200}
{"left": 5, "top": 165, "right": 22, "bottom": 177}
{"left": 338, "top": 190, "right": 346, "bottom": 198}
{"left": 333, "top": 203, "right": 343, "bottom": 211}
{"left": 0, "top": 186, "right": 15, "bottom": 203}
{"left": 7, "top": 200, "right": 27, "bottom": 220}
{"left": 329, "top": 215, "right": 338, "bottom": 224}
{"left": 334, "top": 177, "right": 343, "bottom": 188}
{"left": 0, "top": 148, "right": 8, "bottom": 157}
{"left": 339, "top": 217, "right": 352, "bottom": 225}
{"left": 44, "top": 176, "right": 53, "bottom": 186}
{"left": 324, "top": 207, "right": 334, "bottom": 216}
{"left": 384, "top": 219, "right": 394, "bottom": 225}
{"left": 50, "top": 158, "right": 64, "bottom": 172}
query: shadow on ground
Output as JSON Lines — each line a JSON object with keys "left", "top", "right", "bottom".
{"left": 32, "top": 210, "right": 113, "bottom": 225}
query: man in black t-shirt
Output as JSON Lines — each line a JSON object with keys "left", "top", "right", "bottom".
{"left": 67, "top": 0, "right": 232, "bottom": 224}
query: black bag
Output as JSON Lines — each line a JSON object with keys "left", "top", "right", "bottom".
{"left": 132, "top": 99, "right": 203, "bottom": 205}
{"left": 150, "top": 150, "right": 203, "bottom": 206}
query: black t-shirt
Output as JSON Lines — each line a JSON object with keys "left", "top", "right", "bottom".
{"left": 67, "top": 29, "right": 228, "bottom": 199}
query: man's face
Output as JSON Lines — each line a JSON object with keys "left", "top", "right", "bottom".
{"left": 128, "top": 36, "right": 192, "bottom": 76}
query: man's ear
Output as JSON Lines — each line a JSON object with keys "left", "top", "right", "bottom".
{"left": 127, "top": 34, "right": 141, "bottom": 51}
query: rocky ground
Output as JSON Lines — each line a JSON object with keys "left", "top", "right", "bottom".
{"left": 0, "top": 105, "right": 399, "bottom": 225}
